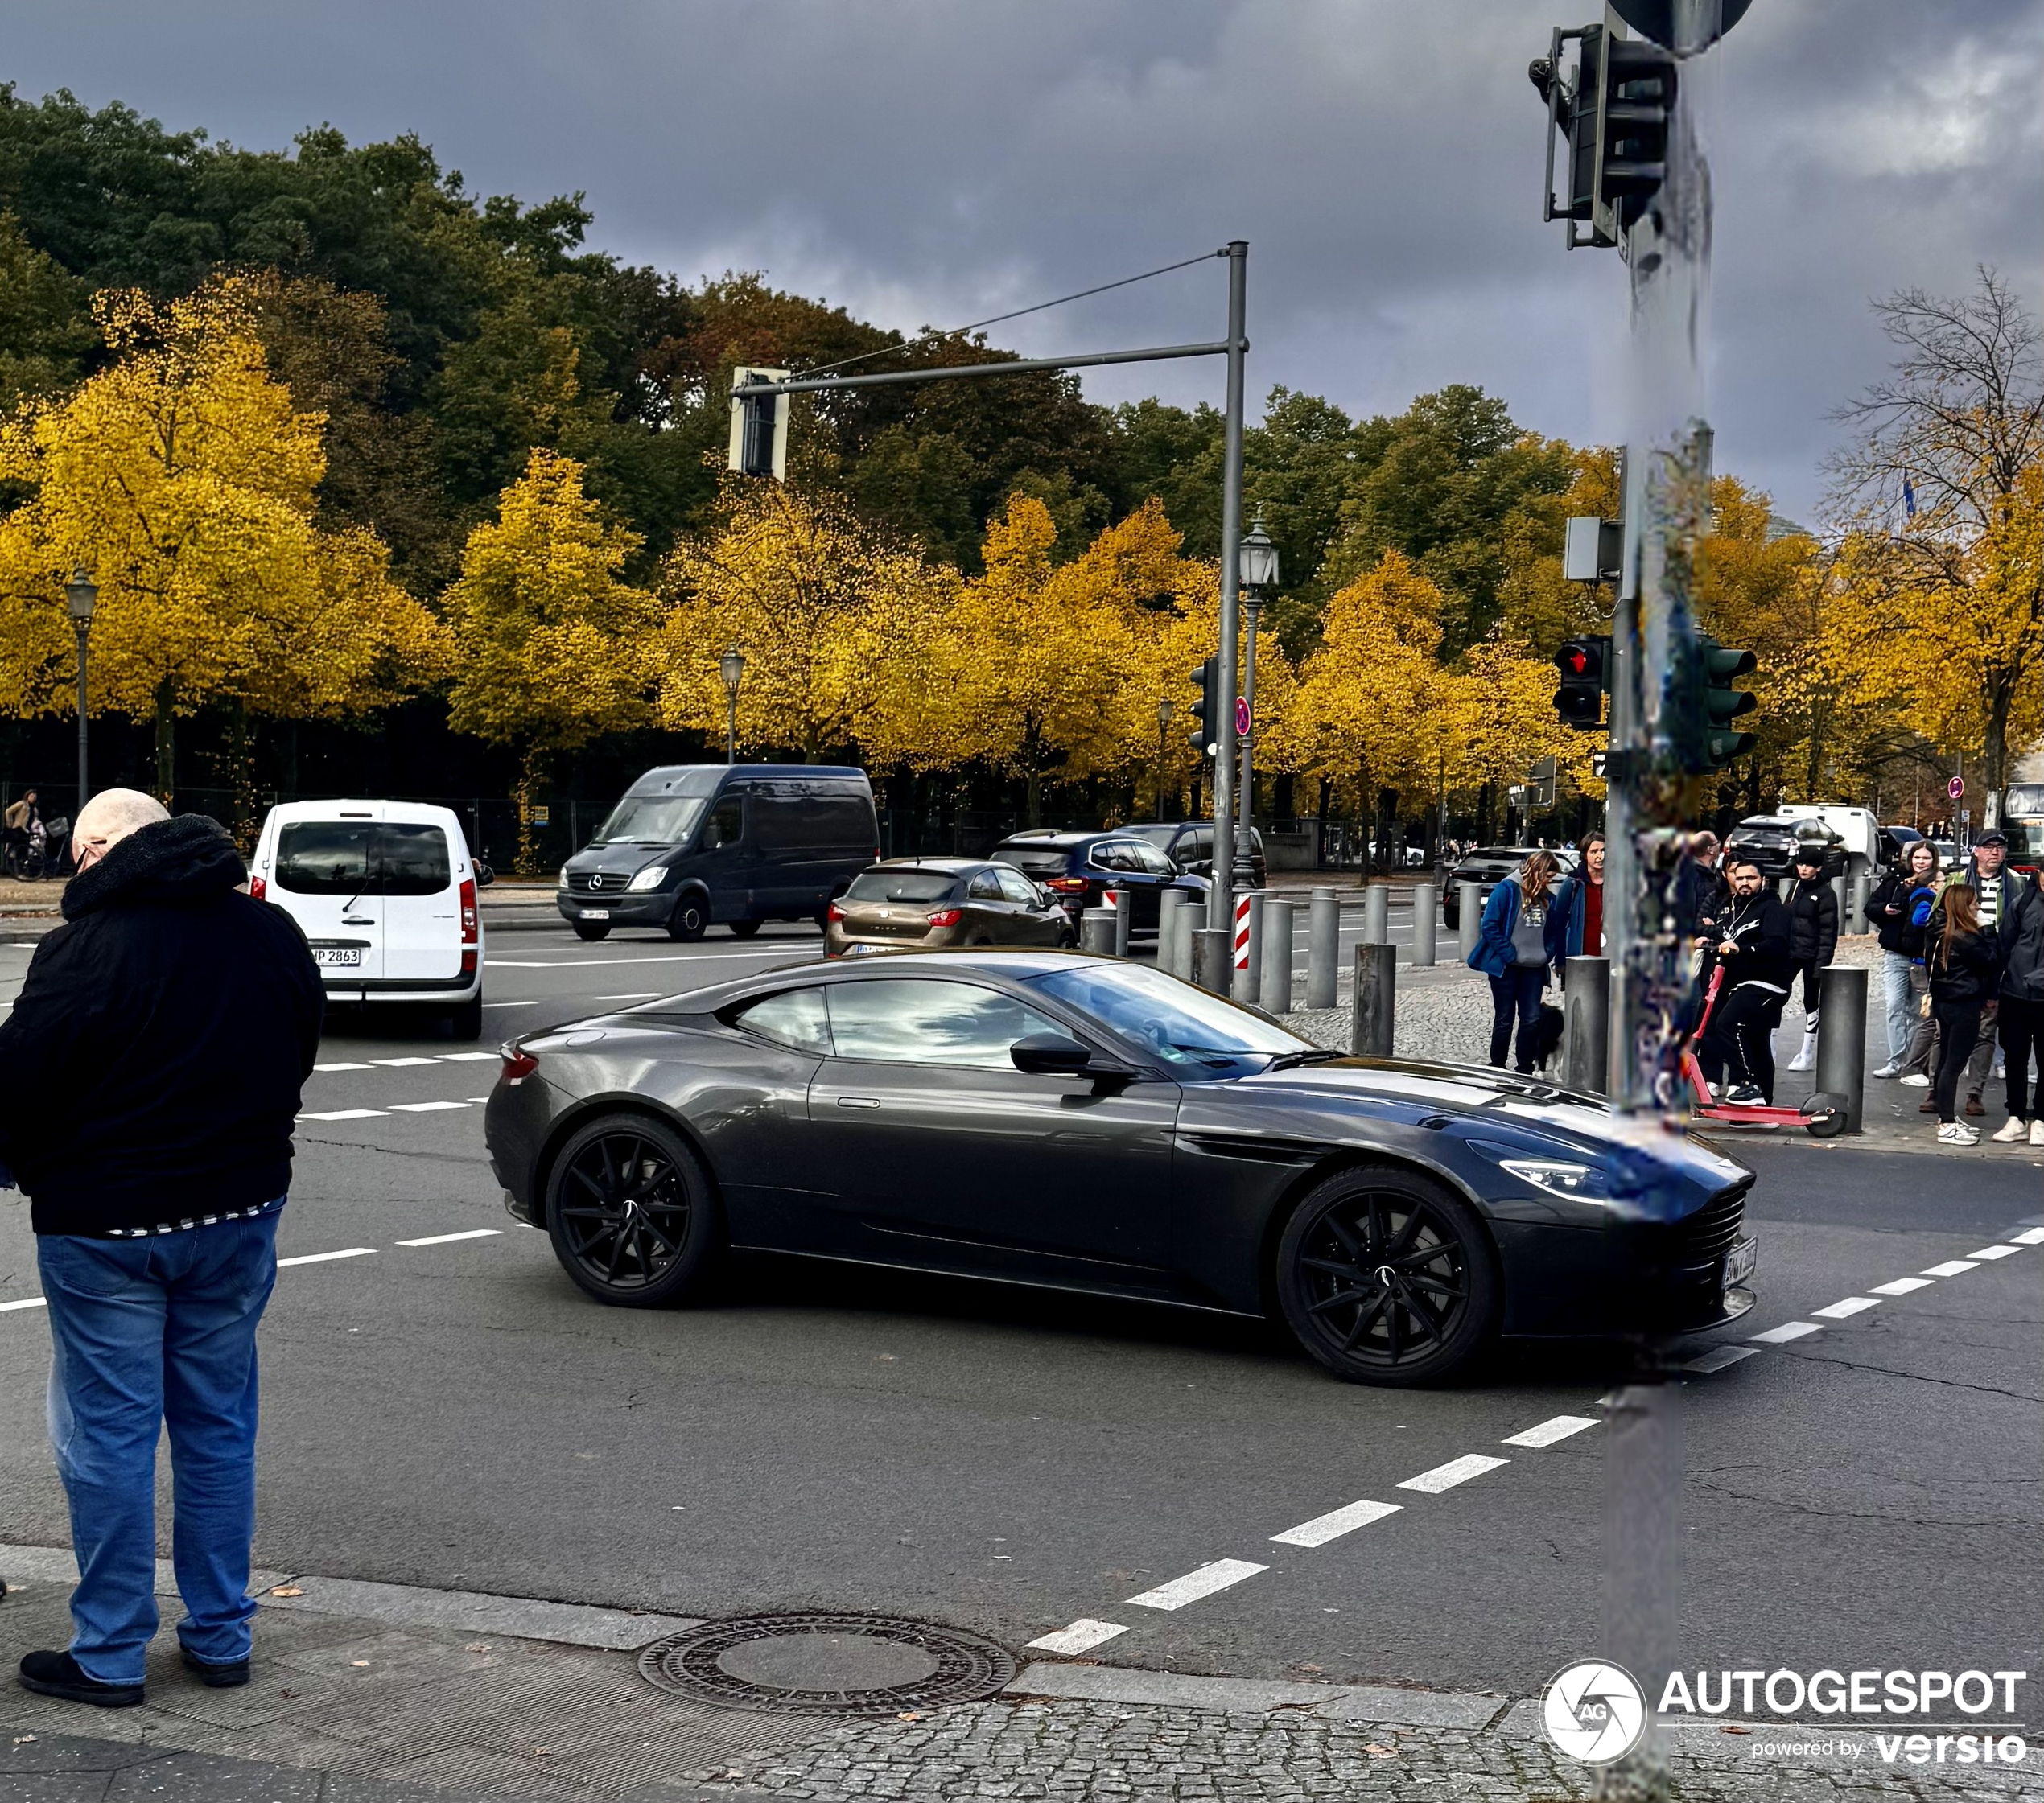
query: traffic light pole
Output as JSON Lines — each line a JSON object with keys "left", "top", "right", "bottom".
{"left": 1210, "top": 242, "right": 1248, "bottom": 953}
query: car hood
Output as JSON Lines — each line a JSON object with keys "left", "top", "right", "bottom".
{"left": 563, "top": 844, "right": 672, "bottom": 877}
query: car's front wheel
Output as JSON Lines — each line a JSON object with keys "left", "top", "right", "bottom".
{"left": 728, "top": 919, "right": 761, "bottom": 938}
{"left": 666, "top": 894, "right": 708, "bottom": 941}
{"left": 545, "top": 1115, "right": 720, "bottom": 1307}
{"left": 573, "top": 920, "right": 610, "bottom": 942}
{"left": 1275, "top": 1166, "right": 1498, "bottom": 1386}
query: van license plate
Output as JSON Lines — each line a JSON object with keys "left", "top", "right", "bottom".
{"left": 314, "top": 948, "right": 362, "bottom": 968}
{"left": 580, "top": 908, "right": 610, "bottom": 920}
{"left": 1721, "top": 1238, "right": 1757, "bottom": 1288}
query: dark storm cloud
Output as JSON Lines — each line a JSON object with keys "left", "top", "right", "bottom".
{"left": 4, "top": 0, "right": 2037, "bottom": 519}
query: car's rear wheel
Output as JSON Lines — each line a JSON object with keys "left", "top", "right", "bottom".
{"left": 573, "top": 920, "right": 610, "bottom": 942}
{"left": 728, "top": 919, "right": 761, "bottom": 938}
{"left": 1275, "top": 1166, "right": 1498, "bottom": 1386}
{"left": 448, "top": 990, "right": 484, "bottom": 1040}
{"left": 545, "top": 1115, "right": 719, "bottom": 1307}
{"left": 666, "top": 894, "right": 708, "bottom": 941}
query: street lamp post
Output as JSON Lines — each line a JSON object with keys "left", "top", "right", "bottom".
{"left": 719, "top": 648, "right": 747, "bottom": 765}
{"left": 64, "top": 567, "right": 97, "bottom": 811}
{"left": 1155, "top": 699, "right": 1175, "bottom": 821}
{"left": 1236, "top": 511, "right": 1279, "bottom": 858}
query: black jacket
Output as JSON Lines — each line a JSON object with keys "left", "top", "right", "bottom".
{"left": 1786, "top": 876, "right": 1839, "bottom": 967}
{"left": 1712, "top": 887, "right": 1793, "bottom": 992}
{"left": 1926, "top": 914, "right": 1998, "bottom": 1008}
{"left": 1871, "top": 867, "right": 1942, "bottom": 957}
{"left": 1998, "top": 877, "right": 2044, "bottom": 1003}
{"left": 0, "top": 815, "right": 323, "bottom": 1237}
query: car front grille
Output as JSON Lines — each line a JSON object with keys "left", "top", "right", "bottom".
{"left": 1671, "top": 1180, "right": 1749, "bottom": 1270}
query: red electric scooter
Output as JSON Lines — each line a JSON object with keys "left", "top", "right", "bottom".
{"left": 1681, "top": 965, "right": 1849, "bottom": 1137}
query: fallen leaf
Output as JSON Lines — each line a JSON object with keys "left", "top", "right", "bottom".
{"left": 463, "top": 1643, "right": 492, "bottom": 1653}
{"left": 876, "top": 1354, "right": 896, "bottom": 1361}
{"left": 1290, "top": 1663, "right": 1324, "bottom": 1673}
{"left": 350, "top": 1660, "right": 369, "bottom": 1668}
{"left": 1723, "top": 1724, "right": 1752, "bottom": 1735}
{"left": 896, "top": 1711, "right": 926, "bottom": 1721}
{"left": 269, "top": 1585, "right": 304, "bottom": 1597}
{"left": 1364, "top": 1743, "right": 1398, "bottom": 1757}
{"left": 531, "top": 1747, "right": 552, "bottom": 1758}
{"left": 11, "top": 1735, "right": 36, "bottom": 1745}
{"left": 278, "top": 1690, "right": 299, "bottom": 1699}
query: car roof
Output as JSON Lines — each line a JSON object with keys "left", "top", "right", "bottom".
{"left": 263, "top": 799, "right": 463, "bottom": 827}
{"left": 866, "top": 857, "right": 983, "bottom": 872}
{"left": 992, "top": 830, "right": 1112, "bottom": 847}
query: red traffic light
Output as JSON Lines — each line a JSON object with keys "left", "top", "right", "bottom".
{"left": 1564, "top": 648, "right": 1590, "bottom": 677}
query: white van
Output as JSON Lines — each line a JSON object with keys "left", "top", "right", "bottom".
{"left": 249, "top": 801, "right": 487, "bottom": 1038}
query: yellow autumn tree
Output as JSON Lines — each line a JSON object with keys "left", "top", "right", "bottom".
{"left": 443, "top": 448, "right": 661, "bottom": 870}
{"left": 0, "top": 277, "right": 448, "bottom": 795}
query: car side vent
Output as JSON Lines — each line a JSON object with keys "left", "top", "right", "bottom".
{"left": 1181, "top": 1133, "right": 1322, "bottom": 1165}
{"left": 1419, "top": 1116, "right": 1453, "bottom": 1132}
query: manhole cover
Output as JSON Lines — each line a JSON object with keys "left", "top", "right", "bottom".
{"left": 638, "top": 1612, "right": 1017, "bottom": 1716}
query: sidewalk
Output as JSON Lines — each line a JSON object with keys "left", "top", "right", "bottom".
{"left": 2, "top": 1552, "right": 2031, "bottom": 1801}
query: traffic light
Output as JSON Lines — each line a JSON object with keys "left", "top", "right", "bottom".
{"left": 1535, "top": 25, "right": 1678, "bottom": 249}
{"left": 1188, "top": 656, "right": 1220, "bottom": 758}
{"left": 1554, "top": 636, "right": 1610, "bottom": 730}
{"left": 727, "top": 365, "right": 789, "bottom": 478}
{"left": 1701, "top": 636, "right": 1758, "bottom": 769}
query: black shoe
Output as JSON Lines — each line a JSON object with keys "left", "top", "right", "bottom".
{"left": 180, "top": 1646, "right": 250, "bottom": 1688}
{"left": 18, "top": 1649, "right": 145, "bottom": 1707}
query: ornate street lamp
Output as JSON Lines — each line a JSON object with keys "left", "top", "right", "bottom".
{"left": 719, "top": 648, "right": 747, "bottom": 765}
{"left": 1236, "top": 512, "right": 1279, "bottom": 845}
{"left": 64, "top": 566, "right": 97, "bottom": 809}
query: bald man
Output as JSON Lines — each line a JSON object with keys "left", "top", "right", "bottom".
{"left": 0, "top": 792, "right": 322, "bottom": 1706}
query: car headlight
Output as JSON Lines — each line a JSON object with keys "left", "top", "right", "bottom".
{"left": 1473, "top": 1140, "right": 1613, "bottom": 1203}
{"left": 557, "top": 866, "right": 570, "bottom": 890}
{"left": 626, "top": 865, "right": 669, "bottom": 892}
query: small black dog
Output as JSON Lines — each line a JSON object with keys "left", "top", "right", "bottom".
{"left": 1529, "top": 1002, "right": 1567, "bottom": 1072}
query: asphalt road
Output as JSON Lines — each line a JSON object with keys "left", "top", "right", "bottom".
{"left": 1, "top": 920, "right": 2039, "bottom": 1705}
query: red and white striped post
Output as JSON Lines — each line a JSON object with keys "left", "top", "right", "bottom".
{"left": 1234, "top": 892, "right": 1262, "bottom": 1005}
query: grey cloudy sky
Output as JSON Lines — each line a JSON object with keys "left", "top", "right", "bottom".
{"left": 7, "top": 2, "right": 2038, "bottom": 521}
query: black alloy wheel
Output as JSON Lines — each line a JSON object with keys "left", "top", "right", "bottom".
{"left": 1275, "top": 1167, "right": 1498, "bottom": 1386}
{"left": 573, "top": 920, "right": 610, "bottom": 941}
{"left": 667, "top": 894, "right": 709, "bottom": 941}
{"left": 728, "top": 919, "right": 762, "bottom": 938}
{"left": 546, "top": 1115, "right": 719, "bottom": 1307}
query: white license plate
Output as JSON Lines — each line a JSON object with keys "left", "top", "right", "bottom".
{"left": 579, "top": 908, "right": 610, "bottom": 920}
{"left": 314, "top": 947, "right": 362, "bottom": 968}
{"left": 843, "top": 942, "right": 882, "bottom": 957}
{"left": 1722, "top": 1238, "right": 1757, "bottom": 1287}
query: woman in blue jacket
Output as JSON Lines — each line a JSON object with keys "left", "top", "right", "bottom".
{"left": 1466, "top": 850, "right": 1560, "bottom": 1072}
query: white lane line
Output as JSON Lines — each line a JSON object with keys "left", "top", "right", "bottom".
{"left": 1811, "top": 1297, "right": 1879, "bottom": 1319}
{"left": 1501, "top": 1414, "right": 1600, "bottom": 1449}
{"left": 1, "top": 1297, "right": 47, "bottom": 1313}
{"left": 1922, "top": 1260, "right": 1978, "bottom": 1278}
{"left": 594, "top": 992, "right": 662, "bottom": 1001}
{"left": 1270, "top": 1498, "right": 1402, "bottom": 1549}
{"left": 2011, "top": 1227, "right": 2044, "bottom": 1245}
{"left": 301, "top": 1109, "right": 389, "bottom": 1122}
{"left": 389, "top": 1101, "right": 472, "bottom": 1113}
{"left": 1869, "top": 1277, "right": 1935, "bottom": 1296}
{"left": 467, "top": 1097, "right": 492, "bottom": 1104}
{"left": 1026, "top": 1619, "right": 1130, "bottom": 1655}
{"left": 1125, "top": 1560, "right": 1268, "bottom": 1611}
{"left": 313, "top": 1061, "right": 374, "bottom": 1072}
{"left": 483, "top": 1001, "right": 541, "bottom": 1008}
{"left": 397, "top": 1229, "right": 503, "bottom": 1247}
{"left": 1396, "top": 1454, "right": 1509, "bottom": 1495}
{"left": 278, "top": 1248, "right": 376, "bottom": 1268}
{"left": 371, "top": 1057, "right": 439, "bottom": 1068}
{"left": 1683, "top": 1344, "right": 1759, "bottom": 1373}
{"left": 436, "top": 1052, "right": 500, "bottom": 1062}
{"left": 1967, "top": 1245, "right": 2021, "bottom": 1261}
{"left": 488, "top": 950, "right": 818, "bottom": 969}
{"left": 1749, "top": 1321, "right": 1822, "bottom": 1344}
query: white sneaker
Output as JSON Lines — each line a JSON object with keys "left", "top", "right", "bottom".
{"left": 1786, "top": 1038, "right": 1817, "bottom": 1072}
{"left": 1937, "top": 1121, "right": 1980, "bottom": 1146}
{"left": 1871, "top": 1062, "right": 1901, "bottom": 1080}
{"left": 1992, "top": 1117, "right": 2030, "bottom": 1144}
{"left": 2032, "top": 1118, "right": 2044, "bottom": 1148}
{"left": 1899, "top": 1072, "right": 1931, "bottom": 1088}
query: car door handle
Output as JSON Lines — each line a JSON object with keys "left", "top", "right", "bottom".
{"left": 836, "top": 1095, "right": 881, "bottom": 1109}
{"left": 343, "top": 916, "right": 376, "bottom": 925}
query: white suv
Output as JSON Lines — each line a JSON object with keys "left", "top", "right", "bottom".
{"left": 249, "top": 801, "right": 487, "bottom": 1038}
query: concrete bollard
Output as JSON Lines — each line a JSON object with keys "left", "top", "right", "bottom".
{"left": 1848, "top": 870, "right": 1870, "bottom": 936}
{"left": 1815, "top": 963, "right": 1867, "bottom": 1133}
{"left": 1457, "top": 883, "right": 1481, "bottom": 966}
{"left": 1159, "top": 891, "right": 1194, "bottom": 979}
{"left": 1080, "top": 908, "right": 1116, "bottom": 955}
{"left": 1363, "top": 884, "right": 1389, "bottom": 946}
{"left": 1830, "top": 874, "right": 1849, "bottom": 941}
{"left": 1562, "top": 956, "right": 1610, "bottom": 1094}
{"left": 1261, "top": 898, "right": 1294, "bottom": 1016}
{"left": 1411, "top": 883, "right": 1437, "bottom": 968}
{"left": 1106, "top": 887, "right": 1132, "bottom": 957}
{"left": 1350, "top": 942, "right": 1396, "bottom": 1056}
{"left": 1307, "top": 887, "right": 1340, "bottom": 1010}
{"left": 1238, "top": 892, "right": 1263, "bottom": 1006}
{"left": 1193, "top": 926, "right": 1233, "bottom": 996}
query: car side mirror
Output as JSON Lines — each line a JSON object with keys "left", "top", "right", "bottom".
{"left": 475, "top": 862, "right": 495, "bottom": 887}
{"left": 1011, "top": 1033, "right": 1093, "bottom": 1076}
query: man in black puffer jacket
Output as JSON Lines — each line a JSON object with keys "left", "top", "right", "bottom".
{"left": 0, "top": 793, "right": 322, "bottom": 1709}
{"left": 1697, "top": 858, "right": 1795, "bottom": 1104}
{"left": 1782, "top": 854, "right": 1840, "bottom": 1072}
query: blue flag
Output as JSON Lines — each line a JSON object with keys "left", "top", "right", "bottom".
{"left": 1902, "top": 474, "right": 1918, "bottom": 519}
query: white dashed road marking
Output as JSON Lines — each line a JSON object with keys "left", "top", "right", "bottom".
{"left": 1397, "top": 1455, "right": 1509, "bottom": 1495}
{"left": 1026, "top": 1620, "right": 1130, "bottom": 1655}
{"left": 1270, "top": 1498, "right": 1402, "bottom": 1549}
{"left": 2012, "top": 1227, "right": 2044, "bottom": 1245}
{"left": 0, "top": 1298, "right": 47, "bottom": 1313}
{"left": 1500, "top": 1414, "right": 1599, "bottom": 1449}
{"left": 1921, "top": 1260, "right": 1978, "bottom": 1277}
{"left": 303, "top": 1109, "right": 387, "bottom": 1122}
{"left": 1126, "top": 1560, "right": 1268, "bottom": 1611}
{"left": 1968, "top": 1245, "right": 2021, "bottom": 1261}
{"left": 438, "top": 1052, "right": 500, "bottom": 1062}
{"left": 1750, "top": 1320, "right": 1822, "bottom": 1344}
{"left": 391, "top": 1101, "right": 471, "bottom": 1113}
{"left": 397, "top": 1229, "right": 503, "bottom": 1247}
{"left": 372, "top": 1057, "right": 439, "bottom": 1068}
{"left": 277, "top": 1248, "right": 377, "bottom": 1268}
{"left": 1683, "top": 1344, "right": 1760, "bottom": 1373}
{"left": 1869, "top": 1277, "right": 1935, "bottom": 1296}
{"left": 313, "top": 1061, "right": 374, "bottom": 1072}
{"left": 1811, "top": 1296, "right": 1879, "bottom": 1319}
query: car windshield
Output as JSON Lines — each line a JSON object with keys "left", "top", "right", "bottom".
{"left": 591, "top": 796, "right": 707, "bottom": 846}
{"left": 847, "top": 870, "right": 959, "bottom": 904}
{"left": 1024, "top": 962, "right": 1314, "bottom": 1080}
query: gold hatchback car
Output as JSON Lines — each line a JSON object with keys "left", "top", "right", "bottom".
{"left": 825, "top": 858, "right": 1076, "bottom": 959}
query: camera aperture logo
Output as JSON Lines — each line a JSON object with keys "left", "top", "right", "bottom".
{"left": 1543, "top": 1661, "right": 1648, "bottom": 1764}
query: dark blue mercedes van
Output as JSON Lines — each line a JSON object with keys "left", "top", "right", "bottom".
{"left": 557, "top": 765, "right": 878, "bottom": 941}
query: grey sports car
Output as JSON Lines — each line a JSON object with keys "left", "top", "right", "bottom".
{"left": 484, "top": 950, "right": 1756, "bottom": 1385}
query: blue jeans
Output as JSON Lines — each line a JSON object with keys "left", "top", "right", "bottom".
{"left": 37, "top": 1209, "right": 281, "bottom": 1685}
{"left": 1488, "top": 965, "right": 1547, "bottom": 1071}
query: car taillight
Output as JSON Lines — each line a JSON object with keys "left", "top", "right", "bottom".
{"left": 460, "top": 877, "right": 478, "bottom": 943}
{"left": 461, "top": 949, "right": 477, "bottom": 974}
{"left": 926, "top": 908, "right": 962, "bottom": 928}
{"left": 828, "top": 903, "right": 847, "bottom": 923}
{"left": 249, "top": 875, "right": 266, "bottom": 899}
{"left": 1046, "top": 876, "right": 1089, "bottom": 893}
{"left": 501, "top": 1047, "right": 538, "bottom": 1085}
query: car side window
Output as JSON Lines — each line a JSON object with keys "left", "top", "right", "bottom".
{"left": 1127, "top": 841, "right": 1175, "bottom": 877}
{"left": 1178, "top": 829, "right": 1210, "bottom": 864}
{"left": 705, "top": 796, "right": 743, "bottom": 850}
{"left": 731, "top": 988, "right": 832, "bottom": 1055}
{"left": 1090, "top": 841, "right": 1134, "bottom": 873}
{"left": 995, "top": 867, "right": 1041, "bottom": 906}
{"left": 966, "top": 869, "right": 1005, "bottom": 902}
{"left": 825, "top": 980, "right": 1068, "bottom": 1069}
